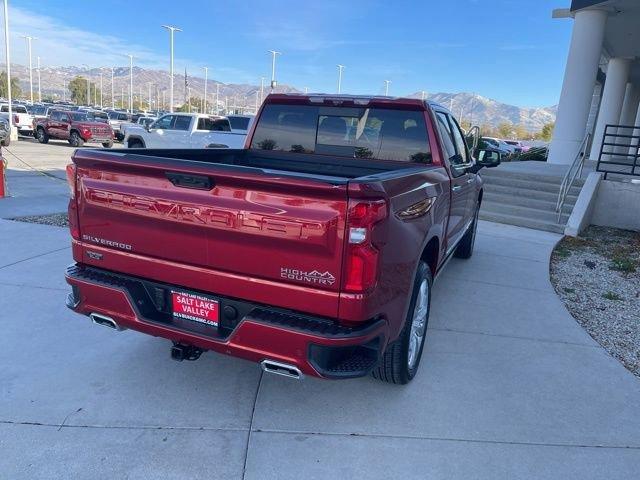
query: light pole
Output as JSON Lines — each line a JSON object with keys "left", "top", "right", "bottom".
{"left": 268, "top": 50, "right": 281, "bottom": 89}
{"left": 100, "top": 69, "right": 104, "bottom": 108}
{"left": 337, "top": 64, "right": 345, "bottom": 94}
{"left": 62, "top": 78, "right": 66, "bottom": 102}
{"left": 126, "top": 54, "right": 133, "bottom": 112}
{"left": 162, "top": 25, "right": 181, "bottom": 113}
{"left": 304, "top": 87, "right": 308, "bottom": 93}
{"left": 260, "top": 76, "right": 265, "bottom": 103}
{"left": 111, "top": 67, "right": 115, "bottom": 108}
{"left": 3, "top": 0, "right": 15, "bottom": 139}
{"left": 86, "top": 76, "right": 90, "bottom": 105}
{"left": 148, "top": 82, "right": 152, "bottom": 111}
{"left": 215, "top": 83, "right": 220, "bottom": 114}
{"left": 420, "top": 90, "right": 426, "bottom": 101}
{"left": 36, "top": 56, "right": 41, "bottom": 102}
{"left": 202, "top": 66, "right": 208, "bottom": 114}
{"left": 383, "top": 80, "right": 391, "bottom": 96}
{"left": 22, "top": 35, "right": 36, "bottom": 103}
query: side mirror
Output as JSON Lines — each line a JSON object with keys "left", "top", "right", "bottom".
{"left": 477, "top": 149, "right": 501, "bottom": 168}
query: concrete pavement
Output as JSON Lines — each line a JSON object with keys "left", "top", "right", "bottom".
{"left": 1, "top": 217, "right": 638, "bottom": 479}
{"left": 1, "top": 138, "right": 86, "bottom": 218}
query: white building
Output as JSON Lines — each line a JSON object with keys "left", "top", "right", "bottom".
{"left": 548, "top": 0, "right": 640, "bottom": 165}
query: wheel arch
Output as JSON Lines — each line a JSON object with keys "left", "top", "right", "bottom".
{"left": 420, "top": 235, "right": 440, "bottom": 278}
{"left": 127, "top": 135, "right": 146, "bottom": 148}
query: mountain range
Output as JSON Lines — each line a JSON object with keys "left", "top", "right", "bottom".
{"left": 7, "top": 64, "right": 556, "bottom": 131}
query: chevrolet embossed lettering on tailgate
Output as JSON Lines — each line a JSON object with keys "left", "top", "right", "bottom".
{"left": 76, "top": 162, "right": 348, "bottom": 295}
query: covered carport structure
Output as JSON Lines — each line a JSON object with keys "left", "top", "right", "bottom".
{"left": 548, "top": 0, "right": 640, "bottom": 167}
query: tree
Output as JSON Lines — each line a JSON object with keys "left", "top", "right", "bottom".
{"left": 537, "top": 122, "right": 555, "bottom": 142}
{"left": 68, "top": 76, "right": 101, "bottom": 105}
{"left": 176, "top": 96, "right": 204, "bottom": 113}
{"left": 0, "top": 72, "right": 22, "bottom": 99}
{"left": 497, "top": 122, "right": 514, "bottom": 139}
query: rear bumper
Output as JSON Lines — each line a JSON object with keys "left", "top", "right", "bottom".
{"left": 65, "top": 264, "right": 387, "bottom": 379}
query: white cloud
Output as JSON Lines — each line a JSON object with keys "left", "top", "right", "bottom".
{"left": 5, "top": 6, "right": 167, "bottom": 68}
{"left": 2, "top": 6, "right": 254, "bottom": 82}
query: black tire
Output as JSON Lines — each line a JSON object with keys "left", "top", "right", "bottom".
{"left": 128, "top": 139, "right": 144, "bottom": 148}
{"left": 36, "top": 127, "right": 48, "bottom": 144}
{"left": 69, "top": 131, "right": 84, "bottom": 147}
{"left": 102, "top": 141, "right": 114, "bottom": 148}
{"left": 372, "top": 261, "right": 432, "bottom": 385}
{"left": 1, "top": 137, "right": 10, "bottom": 147}
{"left": 454, "top": 203, "right": 479, "bottom": 259}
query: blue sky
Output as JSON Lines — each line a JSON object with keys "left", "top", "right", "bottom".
{"left": 8, "top": 0, "right": 572, "bottom": 107}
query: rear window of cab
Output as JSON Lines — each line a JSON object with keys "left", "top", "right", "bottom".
{"left": 250, "top": 104, "right": 431, "bottom": 163}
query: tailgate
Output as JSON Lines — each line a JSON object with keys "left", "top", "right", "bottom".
{"left": 73, "top": 150, "right": 348, "bottom": 302}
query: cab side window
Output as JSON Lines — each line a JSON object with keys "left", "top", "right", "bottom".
{"left": 153, "top": 115, "right": 174, "bottom": 130}
{"left": 435, "top": 112, "right": 456, "bottom": 160}
{"left": 449, "top": 116, "right": 469, "bottom": 164}
{"left": 173, "top": 115, "right": 192, "bottom": 131}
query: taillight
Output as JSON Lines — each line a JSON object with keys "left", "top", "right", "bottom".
{"left": 13, "top": 114, "right": 19, "bottom": 124}
{"left": 66, "top": 163, "right": 80, "bottom": 240}
{"left": 343, "top": 200, "right": 387, "bottom": 293}
{"left": 65, "top": 163, "right": 76, "bottom": 199}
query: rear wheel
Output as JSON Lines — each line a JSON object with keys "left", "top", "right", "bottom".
{"left": 454, "top": 203, "right": 479, "bottom": 259}
{"left": 69, "top": 131, "right": 84, "bottom": 147}
{"left": 36, "top": 127, "right": 48, "bottom": 144}
{"left": 102, "top": 141, "right": 113, "bottom": 148}
{"left": 128, "top": 139, "right": 144, "bottom": 148}
{"left": 372, "top": 261, "right": 432, "bottom": 385}
{"left": 1, "top": 137, "right": 10, "bottom": 147}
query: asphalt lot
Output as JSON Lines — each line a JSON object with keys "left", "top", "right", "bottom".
{"left": 1, "top": 139, "right": 639, "bottom": 479}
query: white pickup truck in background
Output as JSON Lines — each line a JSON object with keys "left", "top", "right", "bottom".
{"left": 0, "top": 104, "right": 34, "bottom": 136}
{"left": 123, "top": 113, "right": 247, "bottom": 149}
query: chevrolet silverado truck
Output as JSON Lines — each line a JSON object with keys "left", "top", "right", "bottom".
{"left": 36, "top": 110, "right": 114, "bottom": 148}
{"left": 64, "top": 94, "right": 500, "bottom": 384}
{"left": 123, "top": 113, "right": 247, "bottom": 149}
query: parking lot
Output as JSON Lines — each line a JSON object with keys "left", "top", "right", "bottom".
{"left": 1, "top": 139, "right": 640, "bottom": 479}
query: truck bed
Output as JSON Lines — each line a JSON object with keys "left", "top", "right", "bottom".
{"left": 103, "top": 148, "right": 424, "bottom": 183}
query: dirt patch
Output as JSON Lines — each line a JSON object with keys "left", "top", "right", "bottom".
{"left": 11, "top": 213, "right": 69, "bottom": 227}
{"left": 550, "top": 226, "right": 640, "bottom": 377}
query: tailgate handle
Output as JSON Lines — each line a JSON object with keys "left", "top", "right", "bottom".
{"left": 166, "top": 172, "right": 214, "bottom": 190}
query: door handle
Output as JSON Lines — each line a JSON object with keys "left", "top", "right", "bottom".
{"left": 452, "top": 185, "right": 462, "bottom": 192}
{"left": 166, "top": 172, "right": 214, "bottom": 190}
{"left": 466, "top": 177, "right": 475, "bottom": 184}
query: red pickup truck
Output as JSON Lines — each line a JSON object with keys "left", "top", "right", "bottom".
{"left": 35, "top": 110, "right": 114, "bottom": 148}
{"left": 64, "top": 94, "right": 500, "bottom": 384}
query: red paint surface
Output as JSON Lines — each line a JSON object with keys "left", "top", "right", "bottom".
{"left": 65, "top": 94, "right": 484, "bottom": 375}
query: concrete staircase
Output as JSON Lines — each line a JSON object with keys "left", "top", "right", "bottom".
{"left": 478, "top": 168, "right": 585, "bottom": 234}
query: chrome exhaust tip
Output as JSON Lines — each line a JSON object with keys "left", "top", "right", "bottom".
{"left": 260, "top": 360, "right": 303, "bottom": 380}
{"left": 89, "top": 313, "right": 122, "bottom": 331}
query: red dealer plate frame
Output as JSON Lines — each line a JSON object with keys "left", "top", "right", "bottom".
{"left": 171, "top": 290, "right": 219, "bottom": 327}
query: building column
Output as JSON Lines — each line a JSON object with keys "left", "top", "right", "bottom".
{"left": 548, "top": 9, "right": 608, "bottom": 165}
{"left": 589, "top": 57, "right": 631, "bottom": 159}
{"left": 630, "top": 98, "right": 640, "bottom": 156}
{"left": 619, "top": 83, "right": 640, "bottom": 126}
{"left": 616, "top": 83, "right": 640, "bottom": 155}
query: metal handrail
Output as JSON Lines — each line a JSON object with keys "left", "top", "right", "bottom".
{"left": 556, "top": 132, "right": 590, "bottom": 222}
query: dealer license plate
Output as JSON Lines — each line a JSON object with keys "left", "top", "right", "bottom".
{"left": 171, "top": 291, "right": 219, "bottom": 327}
